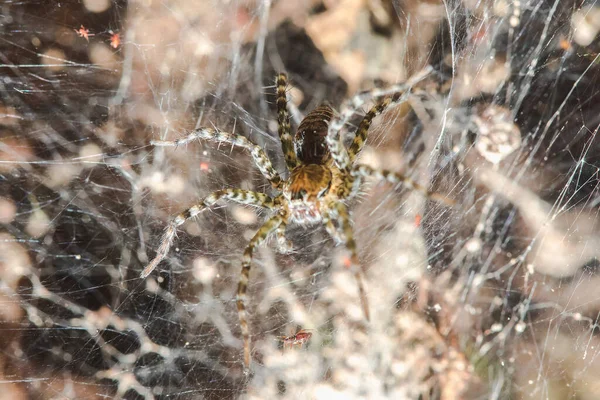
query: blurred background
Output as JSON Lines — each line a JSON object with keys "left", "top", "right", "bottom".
{"left": 1, "top": 0, "right": 600, "bottom": 398}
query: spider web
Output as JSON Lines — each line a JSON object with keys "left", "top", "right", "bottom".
{"left": 1, "top": 0, "right": 600, "bottom": 398}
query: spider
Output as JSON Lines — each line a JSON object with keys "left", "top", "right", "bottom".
{"left": 142, "top": 70, "right": 452, "bottom": 368}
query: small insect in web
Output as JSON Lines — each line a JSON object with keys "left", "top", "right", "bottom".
{"left": 74, "top": 25, "right": 94, "bottom": 42}
{"left": 278, "top": 329, "right": 313, "bottom": 350}
{"left": 142, "top": 70, "right": 453, "bottom": 369}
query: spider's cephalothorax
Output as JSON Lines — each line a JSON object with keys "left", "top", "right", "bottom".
{"left": 142, "top": 71, "right": 451, "bottom": 369}
{"left": 284, "top": 163, "right": 332, "bottom": 223}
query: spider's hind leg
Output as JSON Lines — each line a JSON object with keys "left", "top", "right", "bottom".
{"left": 141, "top": 189, "right": 276, "bottom": 278}
{"left": 237, "top": 215, "right": 284, "bottom": 368}
{"left": 324, "top": 202, "right": 370, "bottom": 321}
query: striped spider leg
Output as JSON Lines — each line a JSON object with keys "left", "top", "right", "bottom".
{"left": 274, "top": 223, "right": 293, "bottom": 254}
{"left": 326, "top": 66, "right": 434, "bottom": 171}
{"left": 141, "top": 189, "right": 277, "bottom": 278}
{"left": 151, "top": 127, "right": 283, "bottom": 190}
{"left": 237, "top": 214, "right": 284, "bottom": 368}
{"left": 276, "top": 73, "right": 300, "bottom": 170}
{"left": 142, "top": 123, "right": 285, "bottom": 279}
{"left": 316, "top": 77, "right": 456, "bottom": 324}
{"left": 351, "top": 165, "right": 455, "bottom": 206}
{"left": 323, "top": 201, "right": 370, "bottom": 321}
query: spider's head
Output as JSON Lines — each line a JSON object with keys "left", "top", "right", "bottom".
{"left": 284, "top": 164, "right": 332, "bottom": 222}
{"left": 287, "top": 164, "right": 332, "bottom": 201}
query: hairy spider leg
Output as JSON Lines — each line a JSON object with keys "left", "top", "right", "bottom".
{"left": 351, "top": 164, "right": 455, "bottom": 206}
{"left": 141, "top": 189, "right": 276, "bottom": 278}
{"left": 276, "top": 73, "right": 300, "bottom": 170}
{"left": 325, "top": 115, "right": 351, "bottom": 171}
{"left": 274, "top": 223, "right": 293, "bottom": 254}
{"left": 348, "top": 93, "right": 407, "bottom": 163}
{"left": 237, "top": 215, "right": 284, "bottom": 368}
{"left": 326, "top": 66, "right": 434, "bottom": 171}
{"left": 152, "top": 127, "right": 283, "bottom": 190}
{"left": 323, "top": 201, "right": 370, "bottom": 321}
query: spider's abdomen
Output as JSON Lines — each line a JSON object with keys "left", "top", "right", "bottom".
{"left": 295, "top": 105, "right": 333, "bottom": 165}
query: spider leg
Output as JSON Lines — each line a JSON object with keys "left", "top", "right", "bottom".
{"left": 324, "top": 218, "right": 343, "bottom": 246}
{"left": 325, "top": 117, "right": 351, "bottom": 171}
{"left": 351, "top": 164, "right": 455, "bottom": 205}
{"left": 141, "top": 189, "right": 276, "bottom": 278}
{"left": 275, "top": 223, "right": 293, "bottom": 254}
{"left": 323, "top": 202, "right": 370, "bottom": 321}
{"left": 276, "top": 73, "right": 300, "bottom": 171}
{"left": 152, "top": 128, "right": 283, "bottom": 190}
{"left": 326, "top": 66, "right": 433, "bottom": 170}
{"left": 348, "top": 94, "right": 406, "bottom": 163}
{"left": 237, "top": 214, "right": 284, "bottom": 368}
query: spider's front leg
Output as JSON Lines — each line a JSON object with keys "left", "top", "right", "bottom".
{"left": 141, "top": 189, "right": 276, "bottom": 278}
{"left": 237, "top": 215, "right": 284, "bottom": 368}
{"left": 152, "top": 128, "right": 283, "bottom": 190}
{"left": 276, "top": 73, "right": 300, "bottom": 171}
{"left": 323, "top": 202, "right": 370, "bottom": 321}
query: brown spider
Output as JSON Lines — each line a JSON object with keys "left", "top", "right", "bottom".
{"left": 142, "top": 70, "right": 452, "bottom": 368}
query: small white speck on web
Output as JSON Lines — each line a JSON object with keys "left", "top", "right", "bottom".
{"left": 89, "top": 42, "right": 119, "bottom": 69}
{"left": 267, "top": 119, "right": 278, "bottom": 133}
{"left": 465, "top": 238, "right": 481, "bottom": 253}
{"left": 243, "top": 229, "right": 254, "bottom": 241}
{"left": 185, "top": 222, "right": 203, "bottom": 237}
{"left": 193, "top": 257, "right": 217, "bottom": 284}
{"left": 145, "top": 278, "right": 160, "bottom": 293}
{"left": 289, "top": 86, "right": 304, "bottom": 106}
{"left": 82, "top": 0, "right": 111, "bottom": 13}
{"left": 25, "top": 208, "right": 50, "bottom": 238}
{"left": 78, "top": 143, "right": 103, "bottom": 165}
{"left": 472, "top": 274, "right": 484, "bottom": 287}
{"left": 231, "top": 206, "right": 257, "bottom": 225}
{"left": 358, "top": 148, "right": 381, "bottom": 169}
{"left": 572, "top": 6, "right": 600, "bottom": 46}
{"left": 40, "top": 48, "right": 66, "bottom": 73}
{"left": 492, "top": 0, "right": 509, "bottom": 17}
{"left": 139, "top": 171, "right": 185, "bottom": 194}
{"left": 45, "top": 163, "right": 80, "bottom": 189}
{"left": 0, "top": 197, "right": 17, "bottom": 224}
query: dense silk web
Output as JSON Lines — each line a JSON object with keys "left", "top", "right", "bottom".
{"left": 2, "top": 0, "right": 600, "bottom": 399}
